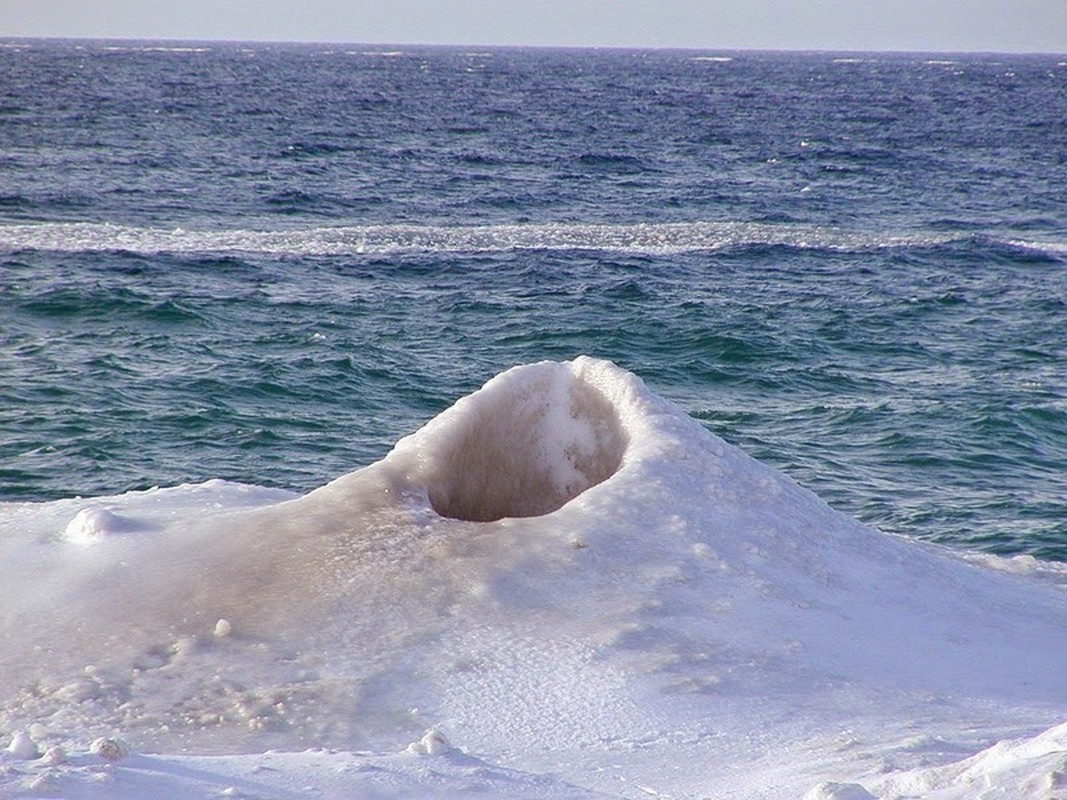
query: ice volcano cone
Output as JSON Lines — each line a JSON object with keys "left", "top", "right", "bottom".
{"left": 3, "top": 357, "right": 1067, "bottom": 799}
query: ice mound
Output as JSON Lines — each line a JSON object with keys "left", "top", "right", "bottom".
{"left": 62, "top": 506, "right": 152, "bottom": 543}
{"left": 5, "top": 731, "right": 39, "bottom": 760}
{"left": 3, "top": 357, "right": 1067, "bottom": 799}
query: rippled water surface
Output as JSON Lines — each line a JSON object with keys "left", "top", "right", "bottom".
{"left": 2, "top": 42, "right": 1065, "bottom": 558}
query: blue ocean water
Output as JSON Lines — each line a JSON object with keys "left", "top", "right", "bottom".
{"left": 1, "top": 41, "right": 1065, "bottom": 558}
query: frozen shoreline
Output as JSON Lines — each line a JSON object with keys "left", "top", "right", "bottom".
{"left": 5, "top": 721, "right": 1067, "bottom": 799}
{"left": 3, "top": 358, "right": 1067, "bottom": 799}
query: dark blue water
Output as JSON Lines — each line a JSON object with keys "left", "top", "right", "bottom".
{"left": 2, "top": 41, "right": 1065, "bottom": 559}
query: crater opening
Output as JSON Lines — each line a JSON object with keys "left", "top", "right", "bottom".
{"left": 424, "top": 367, "right": 628, "bottom": 522}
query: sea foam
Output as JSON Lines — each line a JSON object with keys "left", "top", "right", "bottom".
{"left": 0, "top": 220, "right": 962, "bottom": 256}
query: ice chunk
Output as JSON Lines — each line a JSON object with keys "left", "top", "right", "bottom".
{"left": 5, "top": 731, "right": 39, "bottom": 760}
{"left": 90, "top": 737, "right": 131, "bottom": 762}
{"left": 406, "top": 728, "right": 454, "bottom": 756}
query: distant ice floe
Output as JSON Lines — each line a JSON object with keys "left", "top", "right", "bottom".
{"left": 3, "top": 357, "right": 1067, "bottom": 799}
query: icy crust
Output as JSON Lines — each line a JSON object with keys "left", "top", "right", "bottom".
{"left": 4, "top": 724, "right": 1067, "bottom": 800}
{"left": 3, "top": 357, "right": 1067, "bottom": 799}
{"left": 868, "top": 720, "right": 1067, "bottom": 799}
{"left": 0, "top": 479, "right": 298, "bottom": 545}
{"left": 0, "top": 733, "right": 614, "bottom": 800}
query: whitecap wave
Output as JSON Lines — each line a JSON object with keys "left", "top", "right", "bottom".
{"left": 2, "top": 357, "right": 1067, "bottom": 797}
{"left": 0, "top": 220, "right": 959, "bottom": 256}
{"left": 1003, "top": 237, "right": 1067, "bottom": 259}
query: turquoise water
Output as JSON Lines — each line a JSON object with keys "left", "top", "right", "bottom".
{"left": 1, "top": 43, "right": 1065, "bottom": 559}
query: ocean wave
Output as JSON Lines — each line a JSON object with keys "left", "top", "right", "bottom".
{"left": 0, "top": 220, "right": 963, "bottom": 257}
{"left": 1001, "top": 237, "right": 1067, "bottom": 260}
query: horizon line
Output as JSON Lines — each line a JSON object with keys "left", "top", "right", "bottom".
{"left": 2, "top": 34, "right": 1065, "bottom": 58}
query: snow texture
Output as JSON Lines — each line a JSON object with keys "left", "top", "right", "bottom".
{"left": 2, "top": 357, "right": 1067, "bottom": 799}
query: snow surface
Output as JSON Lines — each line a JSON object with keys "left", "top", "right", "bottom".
{"left": 3, "top": 357, "right": 1067, "bottom": 799}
